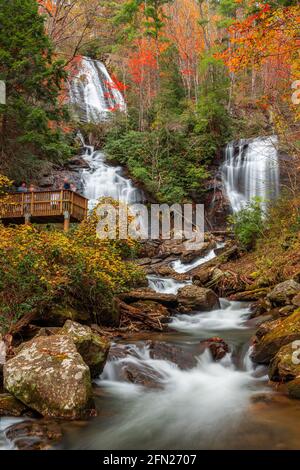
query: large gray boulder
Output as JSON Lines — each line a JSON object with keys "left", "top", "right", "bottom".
{"left": 4, "top": 335, "right": 92, "bottom": 419}
{"left": 177, "top": 285, "right": 220, "bottom": 313}
{"left": 59, "top": 320, "right": 110, "bottom": 378}
{"left": 268, "top": 280, "right": 300, "bottom": 306}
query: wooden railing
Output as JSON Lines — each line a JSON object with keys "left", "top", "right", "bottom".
{"left": 0, "top": 190, "right": 88, "bottom": 222}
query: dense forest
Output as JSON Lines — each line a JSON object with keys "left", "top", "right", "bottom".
{"left": 0, "top": 0, "right": 300, "bottom": 453}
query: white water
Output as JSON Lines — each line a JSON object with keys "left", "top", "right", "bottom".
{"left": 171, "top": 242, "right": 225, "bottom": 274}
{"left": 147, "top": 275, "right": 191, "bottom": 294}
{"left": 70, "top": 57, "right": 126, "bottom": 122}
{"left": 221, "top": 136, "right": 279, "bottom": 213}
{"left": 170, "top": 299, "right": 250, "bottom": 334}
{"left": 82, "top": 148, "right": 143, "bottom": 210}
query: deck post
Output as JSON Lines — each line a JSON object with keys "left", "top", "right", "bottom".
{"left": 64, "top": 210, "right": 70, "bottom": 232}
{"left": 24, "top": 213, "right": 31, "bottom": 225}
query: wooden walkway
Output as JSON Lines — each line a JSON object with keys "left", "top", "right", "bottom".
{"left": 0, "top": 190, "right": 88, "bottom": 231}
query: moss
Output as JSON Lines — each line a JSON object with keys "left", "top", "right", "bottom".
{"left": 252, "top": 309, "right": 300, "bottom": 364}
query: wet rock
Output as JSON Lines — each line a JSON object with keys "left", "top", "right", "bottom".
{"left": 252, "top": 309, "right": 300, "bottom": 364}
{"left": 121, "top": 363, "right": 164, "bottom": 389}
{"left": 177, "top": 285, "right": 220, "bottom": 313}
{"left": 269, "top": 343, "right": 300, "bottom": 382}
{"left": 0, "top": 393, "right": 29, "bottom": 417}
{"left": 59, "top": 320, "right": 110, "bottom": 378}
{"left": 268, "top": 280, "right": 300, "bottom": 306}
{"left": 149, "top": 341, "right": 197, "bottom": 369}
{"left": 4, "top": 335, "right": 93, "bottom": 419}
{"left": 120, "top": 289, "right": 178, "bottom": 308}
{"left": 287, "top": 378, "right": 300, "bottom": 399}
{"left": 231, "top": 288, "right": 270, "bottom": 302}
{"left": 5, "top": 420, "right": 63, "bottom": 450}
{"left": 198, "top": 337, "right": 230, "bottom": 361}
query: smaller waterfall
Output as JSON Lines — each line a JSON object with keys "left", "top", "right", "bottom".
{"left": 82, "top": 147, "right": 143, "bottom": 209}
{"left": 70, "top": 57, "right": 126, "bottom": 122}
{"left": 222, "top": 136, "right": 280, "bottom": 213}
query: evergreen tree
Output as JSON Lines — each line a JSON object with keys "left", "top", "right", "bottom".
{"left": 0, "top": 0, "right": 72, "bottom": 180}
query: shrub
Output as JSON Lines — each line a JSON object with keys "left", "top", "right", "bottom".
{"left": 0, "top": 202, "right": 145, "bottom": 333}
{"left": 229, "top": 198, "right": 264, "bottom": 250}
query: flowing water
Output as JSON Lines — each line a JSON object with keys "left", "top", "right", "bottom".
{"left": 2, "top": 61, "right": 300, "bottom": 451}
{"left": 70, "top": 57, "right": 126, "bottom": 122}
{"left": 222, "top": 136, "right": 280, "bottom": 213}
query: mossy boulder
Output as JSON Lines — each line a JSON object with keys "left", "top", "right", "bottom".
{"left": 177, "top": 285, "right": 220, "bottom": 313}
{"left": 252, "top": 309, "right": 300, "bottom": 364}
{"left": 268, "top": 280, "right": 300, "bottom": 306}
{"left": 42, "top": 304, "right": 90, "bottom": 327}
{"left": 59, "top": 320, "right": 110, "bottom": 378}
{"left": 269, "top": 343, "right": 300, "bottom": 382}
{"left": 4, "top": 335, "right": 93, "bottom": 419}
{"left": 0, "top": 393, "right": 28, "bottom": 417}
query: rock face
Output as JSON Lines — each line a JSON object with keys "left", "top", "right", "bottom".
{"left": 177, "top": 285, "right": 220, "bottom": 313}
{"left": 268, "top": 280, "right": 300, "bottom": 306}
{"left": 59, "top": 321, "right": 110, "bottom": 378}
{"left": 252, "top": 310, "right": 300, "bottom": 364}
{"left": 4, "top": 335, "right": 93, "bottom": 419}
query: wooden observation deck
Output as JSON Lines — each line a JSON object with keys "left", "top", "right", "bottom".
{"left": 0, "top": 190, "right": 88, "bottom": 231}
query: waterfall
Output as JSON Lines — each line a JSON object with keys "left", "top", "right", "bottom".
{"left": 70, "top": 57, "right": 126, "bottom": 122}
{"left": 82, "top": 148, "right": 143, "bottom": 209}
{"left": 221, "top": 136, "right": 280, "bottom": 213}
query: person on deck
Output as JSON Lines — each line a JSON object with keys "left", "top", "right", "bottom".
{"left": 17, "top": 182, "right": 28, "bottom": 193}
{"left": 62, "top": 178, "right": 71, "bottom": 190}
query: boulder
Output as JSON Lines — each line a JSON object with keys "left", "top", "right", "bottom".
{"left": 59, "top": 320, "right": 110, "bottom": 378}
{"left": 0, "top": 393, "right": 29, "bottom": 417}
{"left": 149, "top": 341, "right": 197, "bottom": 369}
{"left": 252, "top": 309, "right": 300, "bottom": 364}
{"left": 177, "top": 285, "right": 220, "bottom": 313}
{"left": 268, "top": 280, "right": 300, "bottom": 306}
{"left": 4, "top": 335, "right": 93, "bottom": 419}
{"left": 269, "top": 342, "right": 300, "bottom": 382}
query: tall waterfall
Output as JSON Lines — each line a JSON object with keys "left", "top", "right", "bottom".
{"left": 70, "top": 57, "right": 126, "bottom": 122}
{"left": 221, "top": 136, "right": 280, "bottom": 213}
{"left": 70, "top": 58, "right": 143, "bottom": 209}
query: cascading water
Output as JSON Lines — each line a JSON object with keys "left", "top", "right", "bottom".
{"left": 70, "top": 57, "right": 126, "bottom": 123}
{"left": 222, "top": 136, "right": 280, "bottom": 213}
{"left": 82, "top": 148, "right": 143, "bottom": 209}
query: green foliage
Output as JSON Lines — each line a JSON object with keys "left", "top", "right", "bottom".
{"left": 0, "top": 0, "right": 73, "bottom": 181}
{"left": 229, "top": 198, "right": 265, "bottom": 250}
{"left": 105, "top": 121, "right": 210, "bottom": 203}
